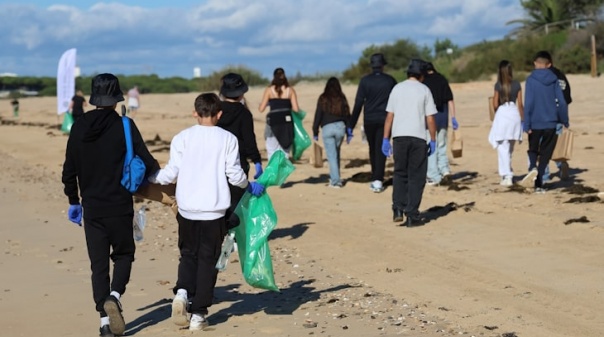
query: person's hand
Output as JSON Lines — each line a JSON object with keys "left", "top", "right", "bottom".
{"left": 428, "top": 140, "right": 436, "bottom": 156}
{"left": 452, "top": 117, "right": 459, "bottom": 130}
{"left": 247, "top": 182, "right": 265, "bottom": 196}
{"left": 68, "top": 204, "right": 82, "bottom": 226}
{"left": 522, "top": 121, "right": 530, "bottom": 133}
{"left": 253, "top": 162, "right": 263, "bottom": 179}
{"left": 346, "top": 128, "right": 354, "bottom": 144}
{"left": 381, "top": 138, "right": 392, "bottom": 157}
{"left": 313, "top": 135, "right": 319, "bottom": 142}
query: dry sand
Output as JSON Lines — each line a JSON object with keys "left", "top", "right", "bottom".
{"left": 1, "top": 75, "right": 603, "bottom": 337}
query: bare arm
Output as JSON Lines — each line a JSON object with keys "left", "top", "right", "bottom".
{"left": 258, "top": 87, "right": 270, "bottom": 113}
{"left": 426, "top": 115, "right": 436, "bottom": 141}
{"left": 383, "top": 112, "right": 394, "bottom": 139}
{"left": 448, "top": 99, "right": 456, "bottom": 119}
{"left": 516, "top": 88, "right": 524, "bottom": 120}
{"left": 492, "top": 91, "right": 499, "bottom": 112}
{"left": 289, "top": 87, "right": 300, "bottom": 112}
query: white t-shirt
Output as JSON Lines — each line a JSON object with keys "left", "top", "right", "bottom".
{"left": 152, "top": 125, "right": 248, "bottom": 220}
{"left": 386, "top": 79, "right": 437, "bottom": 140}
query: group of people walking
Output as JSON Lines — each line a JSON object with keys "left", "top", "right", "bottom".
{"left": 61, "top": 49, "right": 571, "bottom": 336}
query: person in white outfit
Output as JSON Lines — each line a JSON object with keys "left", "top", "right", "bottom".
{"left": 488, "top": 60, "right": 524, "bottom": 186}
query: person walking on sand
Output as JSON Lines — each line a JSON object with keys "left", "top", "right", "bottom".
{"left": 69, "top": 89, "right": 88, "bottom": 122}
{"left": 259, "top": 68, "right": 300, "bottom": 159}
{"left": 348, "top": 53, "right": 397, "bottom": 193}
{"left": 488, "top": 60, "right": 524, "bottom": 187}
{"left": 382, "top": 59, "right": 437, "bottom": 227}
{"left": 10, "top": 97, "right": 19, "bottom": 118}
{"left": 312, "top": 77, "right": 351, "bottom": 188}
{"left": 422, "top": 62, "right": 458, "bottom": 186}
{"left": 127, "top": 86, "right": 140, "bottom": 118}
{"left": 148, "top": 93, "right": 265, "bottom": 331}
{"left": 61, "top": 73, "right": 160, "bottom": 337}
{"left": 218, "top": 73, "right": 264, "bottom": 229}
{"left": 520, "top": 52, "right": 569, "bottom": 193}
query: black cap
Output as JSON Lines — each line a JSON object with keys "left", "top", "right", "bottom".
{"left": 424, "top": 62, "right": 435, "bottom": 72}
{"left": 220, "top": 73, "right": 249, "bottom": 98}
{"left": 407, "top": 59, "right": 425, "bottom": 75}
{"left": 370, "top": 53, "right": 387, "bottom": 68}
{"left": 89, "top": 73, "right": 124, "bottom": 106}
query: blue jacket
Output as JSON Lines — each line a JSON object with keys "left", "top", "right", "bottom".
{"left": 524, "top": 68, "right": 569, "bottom": 131}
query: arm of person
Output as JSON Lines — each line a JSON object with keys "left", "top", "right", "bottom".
{"left": 61, "top": 136, "right": 80, "bottom": 205}
{"left": 258, "top": 87, "right": 270, "bottom": 113}
{"left": 290, "top": 87, "right": 300, "bottom": 112}
{"left": 555, "top": 85, "right": 569, "bottom": 127}
{"left": 152, "top": 134, "right": 183, "bottom": 185}
{"left": 426, "top": 115, "right": 437, "bottom": 141}
{"left": 516, "top": 88, "right": 524, "bottom": 120}
{"left": 383, "top": 112, "right": 394, "bottom": 139}
{"left": 225, "top": 136, "right": 249, "bottom": 189}
{"left": 312, "top": 100, "right": 323, "bottom": 137}
{"left": 492, "top": 91, "right": 500, "bottom": 112}
{"left": 241, "top": 110, "right": 262, "bottom": 165}
{"left": 524, "top": 79, "right": 534, "bottom": 133}
{"left": 349, "top": 81, "right": 365, "bottom": 130}
{"left": 425, "top": 91, "right": 438, "bottom": 141}
{"left": 448, "top": 100, "right": 456, "bottom": 119}
{"left": 68, "top": 100, "right": 74, "bottom": 113}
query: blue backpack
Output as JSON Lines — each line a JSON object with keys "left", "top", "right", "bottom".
{"left": 120, "top": 107, "right": 146, "bottom": 193}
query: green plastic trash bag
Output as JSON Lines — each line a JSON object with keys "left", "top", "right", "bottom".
{"left": 233, "top": 151, "right": 295, "bottom": 291}
{"left": 61, "top": 112, "right": 74, "bottom": 134}
{"left": 291, "top": 110, "right": 311, "bottom": 161}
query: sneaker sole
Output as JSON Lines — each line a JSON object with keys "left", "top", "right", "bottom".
{"left": 103, "top": 300, "right": 125, "bottom": 336}
{"left": 189, "top": 321, "right": 210, "bottom": 331}
{"left": 520, "top": 170, "right": 538, "bottom": 187}
{"left": 171, "top": 297, "right": 189, "bottom": 326}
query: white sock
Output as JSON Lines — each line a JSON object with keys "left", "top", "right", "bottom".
{"left": 110, "top": 291, "right": 120, "bottom": 300}
{"left": 100, "top": 316, "right": 110, "bottom": 327}
{"left": 176, "top": 289, "right": 188, "bottom": 299}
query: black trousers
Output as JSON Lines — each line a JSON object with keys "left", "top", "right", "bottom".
{"left": 392, "top": 137, "right": 428, "bottom": 218}
{"left": 364, "top": 123, "right": 387, "bottom": 182}
{"left": 174, "top": 214, "right": 226, "bottom": 315}
{"left": 84, "top": 215, "right": 135, "bottom": 317}
{"left": 528, "top": 128, "right": 558, "bottom": 188}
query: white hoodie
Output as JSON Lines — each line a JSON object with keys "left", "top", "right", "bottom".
{"left": 151, "top": 125, "right": 248, "bottom": 220}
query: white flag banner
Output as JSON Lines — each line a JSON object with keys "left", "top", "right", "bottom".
{"left": 57, "top": 48, "right": 77, "bottom": 115}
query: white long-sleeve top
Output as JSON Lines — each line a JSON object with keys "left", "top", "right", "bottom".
{"left": 151, "top": 125, "right": 248, "bottom": 220}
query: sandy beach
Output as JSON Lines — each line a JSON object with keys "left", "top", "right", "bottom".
{"left": 1, "top": 74, "right": 603, "bottom": 337}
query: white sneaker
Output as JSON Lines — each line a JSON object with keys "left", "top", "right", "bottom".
{"left": 534, "top": 187, "right": 547, "bottom": 194}
{"left": 370, "top": 180, "right": 384, "bottom": 193}
{"left": 500, "top": 176, "right": 513, "bottom": 186}
{"left": 189, "top": 314, "right": 209, "bottom": 331}
{"left": 426, "top": 179, "right": 439, "bottom": 186}
{"left": 520, "top": 169, "right": 538, "bottom": 187}
{"left": 171, "top": 294, "right": 189, "bottom": 326}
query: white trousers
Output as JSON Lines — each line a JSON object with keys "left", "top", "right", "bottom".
{"left": 266, "top": 136, "right": 290, "bottom": 160}
{"left": 496, "top": 139, "right": 516, "bottom": 179}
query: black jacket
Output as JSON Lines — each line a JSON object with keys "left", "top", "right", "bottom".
{"left": 218, "top": 101, "right": 262, "bottom": 169}
{"left": 550, "top": 66, "right": 572, "bottom": 105}
{"left": 62, "top": 108, "right": 159, "bottom": 218}
{"left": 349, "top": 70, "right": 397, "bottom": 129}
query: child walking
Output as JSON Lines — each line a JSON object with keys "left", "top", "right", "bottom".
{"left": 488, "top": 60, "right": 524, "bottom": 186}
{"left": 148, "top": 93, "right": 265, "bottom": 330}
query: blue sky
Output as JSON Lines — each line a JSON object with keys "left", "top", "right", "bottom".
{"left": 0, "top": 0, "right": 524, "bottom": 79}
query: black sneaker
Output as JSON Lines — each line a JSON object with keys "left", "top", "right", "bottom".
{"left": 405, "top": 215, "right": 425, "bottom": 228}
{"left": 99, "top": 324, "right": 114, "bottom": 337}
{"left": 103, "top": 296, "right": 125, "bottom": 336}
{"left": 393, "top": 209, "right": 404, "bottom": 223}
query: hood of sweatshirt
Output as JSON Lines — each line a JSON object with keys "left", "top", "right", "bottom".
{"left": 218, "top": 101, "right": 247, "bottom": 129}
{"left": 82, "top": 108, "right": 120, "bottom": 142}
{"left": 530, "top": 68, "right": 558, "bottom": 86}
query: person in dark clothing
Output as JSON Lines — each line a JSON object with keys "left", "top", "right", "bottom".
{"left": 520, "top": 54, "right": 569, "bottom": 193}
{"left": 312, "top": 77, "right": 351, "bottom": 188}
{"left": 62, "top": 73, "right": 160, "bottom": 337}
{"left": 11, "top": 98, "right": 19, "bottom": 118}
{"left": 421, "top": 62, "right": 458, "bottom": 185}
{"left": 218, "top": 72, "right": 263, "bottom": 229}
{"left": 348, "top": 53, "right": 397, "bottom": 193}
{"left": 69, "top": 90, "right": 88, "bottom": 122}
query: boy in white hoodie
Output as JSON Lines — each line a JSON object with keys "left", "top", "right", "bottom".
{"left": 149, "top": 93, "right": 265, "bottom": 330}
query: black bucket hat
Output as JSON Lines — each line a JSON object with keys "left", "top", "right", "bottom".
{"left": 407, "top": 59, "right": 426, "bottom": 75}
{"left": 370, "top": 53, "right": 387, "bottom": 68}
{"left": 89, "top": 73, "right": 124, "bottom": 106}
{"left": 220, "top": 73, "right": 249, "bottom": 98}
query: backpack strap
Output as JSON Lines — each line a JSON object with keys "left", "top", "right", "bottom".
{"left": 122, "top": 116, "right": 134, "bottom": 164}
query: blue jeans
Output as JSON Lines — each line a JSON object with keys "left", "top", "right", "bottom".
{"left": 426, "top": 128, "right": 450, "bottom": 183}
{"left": 322, "top": 121, "right": 346, "bottom": 185}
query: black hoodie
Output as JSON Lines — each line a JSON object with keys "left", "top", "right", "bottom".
{"left": 218, "top": 101, "right": 261, "bottom": 171}
{"left": 62, "top": 108, "right": 159, "bottom": 218}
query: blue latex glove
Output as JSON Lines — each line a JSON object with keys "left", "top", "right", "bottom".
{"left": 313, "top": 135, "right": 319, "bottom": 141}
{"left": 247, "top": 181, "right": 265, "bottom": 196}
{"left": 427, "top": 140, "right": 436, "bottom": 156}
{"left": 381, "top": 138, "right": 392, "bottom": 157}
{"left": 452, "top": 117, "right": 459, "bottom": 130}
{"left": 346, "top": 128, "right": 353, "bottom": 144}
{"left": 253, "top": 162, "right": 263, "bottom": 179}
{"left": 68, "top": 204, "right": 82, "bottom": 226}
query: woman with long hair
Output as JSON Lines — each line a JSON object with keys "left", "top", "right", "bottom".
{"left": 312, "top": 77, "right": 351, "bottom": 188}
{"left": 259, "top": 68, "right": 300, "bottom": 159}
{"left": 488, "top": 60, "right": 524, "bottom": 186}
